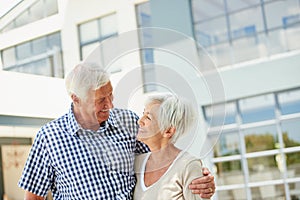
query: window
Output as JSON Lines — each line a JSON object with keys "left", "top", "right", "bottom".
{"left": 265, "top": 0, "right": 300, "bottom": 29}
{"left": 206, "top": 88, "right": 300, "bottom": 200}
{"left": 78, "top": 14, "right": 118, "bottom": 60}
{"left": 191, "top": 0, "right": 300, "bottom": 67}
{"left": 136, "top": 2, "right": 156, "bottom": 92}
{"left": 243, "top": 125, "right": 278, "bottom": 153}
{"left": 281, "top": 118, "right": 300, "bottom": 148}
{"left": 1, "top": 0, "right": 58, "bottom": 33}
{"left": 204, "top": 102, "right": 236, "bottom": 127}
{"left": 239, "top": 94, "right": 275, "bottom": 123}
{"left": 278, "top": 89, "right": 300, "bottom": 115}
{"left": 1, "top": 32, "right": 63, "bottom": 78}
{"left": 213, "top": 131, "right": 240, "bottom": 157}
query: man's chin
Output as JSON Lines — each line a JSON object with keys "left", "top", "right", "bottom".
{"left": 97, "top": 115, "right": 109, "bottom": 123}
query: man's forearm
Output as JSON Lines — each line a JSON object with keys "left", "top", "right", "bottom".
{"left": 24, "top": 191, "right": 45, "bottom": 200}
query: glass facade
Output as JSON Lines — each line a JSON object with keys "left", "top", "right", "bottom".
{"left": 205, "top": 88, "right": 300, "bottom": 200}
{"left": 1, "top": 0, "right": 58, "bottom": 33}
{"left": 191, "top": 0, "right": 300, "bottom": 68}
{"left": 1, "top": 32, "right": 63, "bottom": 78}
{"left": 78, "top": 14, "right": 118, "bottom": 60}
{"left": 136, "top": 2, "right": 156, "bottom": 92}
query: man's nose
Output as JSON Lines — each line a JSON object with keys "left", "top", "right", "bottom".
{"left": 103, "top": 97, "right": 113, "bottom": 108}
{"left": 138, "top": 117, "right": 145, "bottom": 127}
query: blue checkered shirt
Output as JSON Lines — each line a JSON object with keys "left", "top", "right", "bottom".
{"left": 18, "top": 105, "right": 149, "bottom": 199}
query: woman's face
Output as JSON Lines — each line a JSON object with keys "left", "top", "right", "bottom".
{"left": 137, "top": 102, "right": 161, "bottom": 142}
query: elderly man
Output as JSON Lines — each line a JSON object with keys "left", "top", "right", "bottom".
{"left": 19, "top": 63, "right": 215, "bottom": 199}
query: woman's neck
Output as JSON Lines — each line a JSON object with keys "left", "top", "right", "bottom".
{"left": 148, "top": 143, "right": 181, "bottom": 165}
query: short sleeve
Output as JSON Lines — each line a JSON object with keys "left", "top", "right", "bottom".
{"left": 182, "top": 159, "right": 210, "bottom": 200}
{"left": 18, "top": 129, "right": 54, "bottom": 197}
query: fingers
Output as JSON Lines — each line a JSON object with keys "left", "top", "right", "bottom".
{"left": 202, "top": 167, "right": 211, "bottom": 176}
{"left": 191, "top": 187, "right": 215, "bottom": 198}
{"left": 189, "top": 182, "right": 215, "bottom": 191}
{"left": 191, "top": 174, "right": 214, "bottom": 184}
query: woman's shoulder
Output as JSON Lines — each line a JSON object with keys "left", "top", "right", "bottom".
{"left": 177, "top": 151, "right": 203, "bottom": 168}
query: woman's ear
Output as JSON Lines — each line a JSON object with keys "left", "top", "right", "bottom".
{"left": 163, "top": 127, "right": 176, "bottom": 138}
{"left": 71, "top": 94, "right": 80, "bottom": 105}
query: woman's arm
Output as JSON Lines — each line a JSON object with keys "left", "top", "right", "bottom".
{"left": 189, "top": 167, "right": 215, "bottom": 198}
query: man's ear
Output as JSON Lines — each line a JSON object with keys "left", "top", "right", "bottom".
{"left": 71, "top": 94, "right": 80, "bottom": 105}
{"left": 164, "top": 127, "right": 176, "bottom": 138}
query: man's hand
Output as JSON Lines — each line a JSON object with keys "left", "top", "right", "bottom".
{"left": 189, "top": 167, "right": 215, "bottom": 198}
{"left": 24, "top": 191, "right": 45, "bottom": 200}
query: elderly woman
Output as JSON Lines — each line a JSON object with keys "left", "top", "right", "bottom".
{"left": 134, "top": 93, "right": 210, "bottom": 200}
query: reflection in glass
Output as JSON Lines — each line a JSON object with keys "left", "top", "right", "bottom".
{"left": 204, "top": 102, "right": 236, "bottom": 127}
{"left": 231, "top": 35, "right": 261, "bottom": 63}
{"left": 100, "top": 15, "right": 117, "bottom": 38}
{"left": 136, "top": 2, "right": 157, "bottom": 93}
{"left": 251, "top": 184, "right": 285, "bottom": 199}
{"left": 48, "top": 32, "right": 62, "bottom": 49}
{"left": 229, "top": 6, "right": 264, "bottom": 36}
{"left": 239, "top": 94, "right": 275, "bottom": 123}
{"left": 278, "top": 89, "right": 300, "bottom": 115}
{"left": 267, "top": 29, "right": 286, "bottom": 55}
{"left": 281, "top": 118, "right": 300, "bottom": 148}
{"left": 1, "top": 0, "right": 58, "bottom": 33}
{"left": 227, "top": 0, "right": 260, "bottom": 12}
{"left": 78, "top": 14, "right": 117, "bottom": 61}
{"left": 1, "top": 32, "right": 63, "bottom": 77}
{"left": 2, "top": 47, "right": 16, "bottom": 67}
{"left": 32, "top": 37, "right": 47, "bottom": 55}
{"left": 286, "top": 152, "right": 300, "bottom": 178}
{"left": 230, "top": 188, "right": 247, "bottom": 200}
{"left": 136, "top": 2, "right": 151, "bottom": 27}
{"left": 16, "top": 42, "right": 31, "bottom": 60}
{"left": 265, "top": 0, "right": 300, "bottom": 29}
{"left": 243, "top": 125, "right": 278, "bottom": 153}
{"left": 79, "top": 20, "right": 99, "bottom": 44}
{"left": 214, "top": 131, "right": 240, "bottom": 157}
{"left": 81, "top": 43, "right": 99, "bottom": 60}
{"left": 289, "top": 181, "right": 300, "bottom": 198}
{"left": 46, "top": 0, "right": 58, "bottom": 16}
{"left": 194, "top": 17, "right": 228, "bottom": 47}
{"left": 248, "top": 155, "right": 280, "bottom": 181}
{"left": 191, "top": 0, "right": 225, "bottom": 22}
{"left": 216, "top": 190, "right": 231, "bottom": 200}
{"left": 215, "top": 160, "right": 243, "bottom": 185}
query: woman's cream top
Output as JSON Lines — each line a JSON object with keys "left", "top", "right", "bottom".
{"left": 134, "top": 151, "right": 210, "bottom": 200}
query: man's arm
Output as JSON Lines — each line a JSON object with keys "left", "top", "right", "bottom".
{"left": 189, "top": 167, "right": 216, "bottom": 199}
{"left": 24, "top": 191, "right": 45, "bottom": 200}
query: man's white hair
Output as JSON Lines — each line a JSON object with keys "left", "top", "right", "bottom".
{"left": 65, "top": 62, "right": 110, "bottom": 101}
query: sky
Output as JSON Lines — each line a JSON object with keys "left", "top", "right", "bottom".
{"left": 0, "top": 0, "right": 22, "bottom": 18}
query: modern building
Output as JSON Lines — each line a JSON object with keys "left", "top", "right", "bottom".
{"left": 0, "top": 0, "right": 299, "bottom": 199}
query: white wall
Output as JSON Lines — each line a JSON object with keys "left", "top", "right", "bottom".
{"left": 0, "top": 70, "right": 70, "bottom": 118}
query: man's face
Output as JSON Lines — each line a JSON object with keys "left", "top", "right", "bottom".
{"left": 79, "top": 81, "right": 114, "bottom": 127}
{"left": 94, "top": 81, "right": 114, "bottom": 124}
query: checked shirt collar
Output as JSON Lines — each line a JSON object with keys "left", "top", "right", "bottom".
{"left": 66, "top": 103, "right": 119, "bottom": 136}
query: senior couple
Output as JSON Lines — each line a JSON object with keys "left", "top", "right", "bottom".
{"left": 19, "top": 63, "right": 215, "bottom": 199}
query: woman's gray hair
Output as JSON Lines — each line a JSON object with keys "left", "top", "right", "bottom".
{"left": 145, "top": 93, "right": 198, "bottom": 143}
{"left": 65, "top": 62, "right": 110, "bottom": 101}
